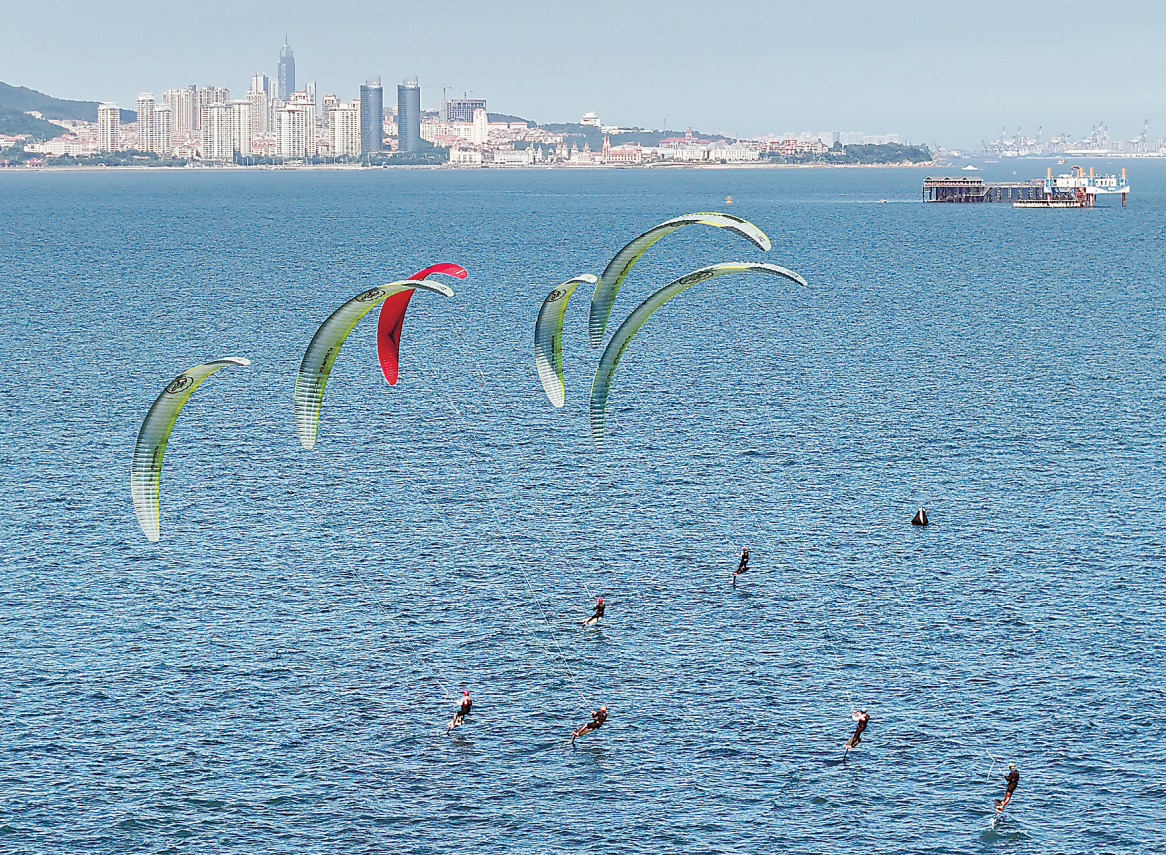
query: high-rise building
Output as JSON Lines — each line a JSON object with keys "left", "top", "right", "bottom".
{"left": 275, "top": 92, "right": 316, "bottom": 159}
{"left": 445, "top": 97, "right": 486, "bottom": 124}
{"left": 201, "top": 102, "right": 232, "bottom": 161}
{"left": 153, "top": 106, "right": 172, "bottom": 155}
{"left": 329, "top": 102, "right": 361, "bottom": 158}
{"left": 278, "top": 40, "right": 295, "bottom": 101}
{"left": 97, "top": 103, "right": 120, "bottom": 152}
{"left": 196, "top": 86, "right": 229, "bottom": 131}
{"left": 251, "top": 72, "right": 270, "bottom": 96}
{"left": 360, "top": 77, "right": 384, "bottom": 155}
{"left": 304, "top": 81, "right": 316, "bottom": 116}
{"left": 227, "top": 100, "right": 252, "bottom": 157}
{"left": 322, "top": 94, "right": 339, "bottom": 112}
{"left": 397, "top": 77, "right": 421, "bottom": 152}
{"left": 246, "top": 87, "right": 270, "bottom": 135}
{"left": 163, "top": 86, "right": 196, "bottom": 133}
{"left": 470, "top": 108, "right": 489, "bottom": 145}
{"left": 136, "top": 94, "right": 155, "bottom": 152}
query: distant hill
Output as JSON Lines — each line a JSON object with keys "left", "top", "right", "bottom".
{"left": 0, "top": 82, "right": 136, "bottom": 123}
{"left": 0, "top": 107, "right": 67, "bottom": 140}
{"left": 487, "top": 113, "right": 532, "bottom": 125}
{"left": 541, "top": 123, "right": 732, "bottom": 149}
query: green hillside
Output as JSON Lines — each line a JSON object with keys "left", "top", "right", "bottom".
{"left": 0, "top": 81, "right": 136, "bottom": 123}
{"left": 0, "top": 107, "right": 66, "bottom": 140}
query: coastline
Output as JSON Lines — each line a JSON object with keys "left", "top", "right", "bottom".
{"left": 1, "top": 159, "right": 939, "bottom": 173}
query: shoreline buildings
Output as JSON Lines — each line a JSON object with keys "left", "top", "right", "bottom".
{"left": 21, "top": 39, "right": 934, "bottom": 167}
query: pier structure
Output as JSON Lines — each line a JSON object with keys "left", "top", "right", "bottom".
{"left": 924, "top": 166, "right": 1130, "bottom": 207}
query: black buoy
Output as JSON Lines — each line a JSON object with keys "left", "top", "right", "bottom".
{"left": 912, "top": 507, "right": 929, "bottom": 526}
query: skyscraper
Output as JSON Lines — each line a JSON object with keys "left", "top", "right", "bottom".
{"left": 397, "top": 77, "right": 421, "bottom": 153}
{"left": 359, "top": 77, "right": 383, "bottom": 155}
{"left": 278, "top": 40, "right": 295, "bottom": 101}
{"left": 136, "top": 94, "right": 155, "bottom": 152}
{"left": 97, "top": 103, "right": 120, "bottom": 152}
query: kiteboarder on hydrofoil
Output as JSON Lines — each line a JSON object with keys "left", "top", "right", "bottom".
{"left": 572, "top": 705, "right": 607, "bottom": 746}
{"left": 583, "top": 597, "right": 605, "bottom": 626}
{"left": 844, "top": 710, "right": 870, "bottom": 752}
{"left": 733, "top": 547, "right": 750, "bottom": 584}
{"left": 448, "top": 690, "right": 472, "bottom": 732}
{"left": 995, "top": 763, "right": 1019, "bottom": 811}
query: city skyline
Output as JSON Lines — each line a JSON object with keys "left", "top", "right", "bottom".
{"left": 3, "top": 1, "right": 1166, "bottom": 149}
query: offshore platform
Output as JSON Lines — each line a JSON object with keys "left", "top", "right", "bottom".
{"left": 923, "top": 167, "right": 1130, "bottom": 207}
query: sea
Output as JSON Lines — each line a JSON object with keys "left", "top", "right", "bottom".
{"left": 1, "top": 161, "right": 1163, "bottom": 854}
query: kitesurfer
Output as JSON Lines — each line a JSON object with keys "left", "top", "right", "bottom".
{"left": 583, "top": 597, "right": 605, "bottom": 626}
{"left": 449, "top": 690, "right": 472, "bottom": 731}
{"left": 733, "top": 547, "right": 749, "bottom": 583}
{"left": 844, "top": 710, "right": 870, "bottom": 751}
{"left": 573, "top": 705, "right": 608, "bottom": 746}
{"left": 995, "top": 763, "right": 1020, "bottom": 811}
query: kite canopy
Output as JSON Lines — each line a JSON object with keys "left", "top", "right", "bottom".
{"left": 533, "top": 274, "right": 597, "bottom": 407}
{"left": 295, "top": 280, "right": 453, "bottom": 450}
{"left": 588, "top": 212, "right": 771, "bottom": 348}
{"left": 377, "top": 263, "right": 467, "bottom": 386}
{"left": 130, "top": 356, "right": 251, "bottom": 542}
{"left": 588, "top": 262, "right": 806, "bottom": 451}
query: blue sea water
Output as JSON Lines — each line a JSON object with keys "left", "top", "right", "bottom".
{"left": 1, "top": 162, "right": 1164, "bottom": 854}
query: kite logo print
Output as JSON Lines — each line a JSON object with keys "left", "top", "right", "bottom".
{"left": 546, "top": 288, "right": 566, "bottom": 302}
{"left": 354, "top": 288, "right": 386, "bottom": 303}
{"left": 165, "top": 375, "right": 195, "bottom": 395}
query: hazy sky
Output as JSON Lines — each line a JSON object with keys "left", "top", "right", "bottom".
{"left": 3, "top": 0, "right": 1163, "bottom": 147}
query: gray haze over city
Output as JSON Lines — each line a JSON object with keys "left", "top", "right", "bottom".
{"left": 2, "top": 0, "right": 1164, "bottom": 148}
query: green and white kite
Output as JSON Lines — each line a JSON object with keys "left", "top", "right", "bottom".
{"left": 294, "top": 280, "right": 453, "bottom": 450}
{"left": 588, "top": 212, "right": 772, "bottom": 348}
{"left": 533, "top": 274, "right": 597, "bottom": 407}
{"left": 130, "top": 357, "right": 251, "bottom": 542}
{"left": 589, "top": 262, "right": 807, "bottom": 451}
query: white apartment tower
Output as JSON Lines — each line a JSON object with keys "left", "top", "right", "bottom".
{"left": 152, "top": 106, "right": 172, "bottom": 155}
{"left": 196, "top": 86, "right": 229, "bottom": 131}
{"left": 470, "top": 108, "right": 489, "bottom": 145}
{"left": 328, "top": 101, "right": 361, "bottom": 158}
{"left": 227, "top": 100, "right": 252, "bottom": 157}
{"left": 201, "top": 102, "right": 232, "bottom": 161}
{"left": 246, "top": 88, "right": 270, "bottom": 135}
{"left": 97, "top": 103, "right": 120, "bottom": 152}
{"left": 136, "top": 94, "right": 155, "bottom": 152}
{"left": 163, "top": 86, "right": 196, "bottom": 132}
{"left": 276, "top": 92, "right": 317, "bottom": 159}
